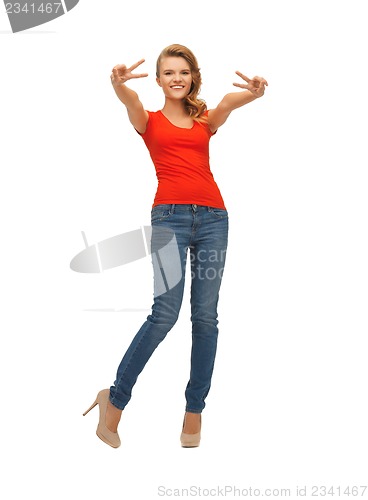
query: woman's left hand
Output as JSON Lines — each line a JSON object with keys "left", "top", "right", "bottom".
{"left": 233, "top": 72, "right": 268, "bottom": 97}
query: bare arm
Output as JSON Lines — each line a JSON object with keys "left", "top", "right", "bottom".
{"left": 110, "top": 59, "right": 149, "bottom": 134}
{"left": 208, "top": 72, "right": 268, "bottom": 133}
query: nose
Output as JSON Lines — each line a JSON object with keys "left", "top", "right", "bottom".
{"left": 173, "top": 73, "right": 182, "bottom": 82}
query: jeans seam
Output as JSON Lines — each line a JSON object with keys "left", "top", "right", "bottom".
{"left": 114, "top": 326, "right": 153, "bottom": 405}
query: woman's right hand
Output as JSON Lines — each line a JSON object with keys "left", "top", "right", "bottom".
{"left": 110, "top": 59, "right": 148, "bottom": 86}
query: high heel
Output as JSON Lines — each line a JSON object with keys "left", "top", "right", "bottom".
{"left": 83, "top": 389, "right": 121, "bottom": 448}
{"left": 180, "top": 413, "right": 201, "bottom": 448}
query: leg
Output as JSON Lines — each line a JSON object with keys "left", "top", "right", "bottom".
{"left": 110, "top": 207, "right": 191, "bottom": 411}
{"left": 185, "top": 207, "right": 229, "bottom": 415}
{"left": 109, "top": 279, "right": 186, "bottom": 410}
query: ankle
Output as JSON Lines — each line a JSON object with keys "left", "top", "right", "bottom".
{"left": 183, "top": 412, "right": 201, "bottom": 434}
{"left": 105, "top": 401, "right": 122, "bottom": 433}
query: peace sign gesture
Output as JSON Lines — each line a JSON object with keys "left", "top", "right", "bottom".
{"left": 233, "top": 72, "right": 268, "bottom": 97}
{"left": 110, "top": 59, "right": 148, "bottom": 87}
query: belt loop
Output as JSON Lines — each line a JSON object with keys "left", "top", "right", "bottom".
{"left": 170, "top": 204, "right": 175, "bottom": 214}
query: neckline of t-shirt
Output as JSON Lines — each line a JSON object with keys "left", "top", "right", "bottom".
{"left": 158, "top": 110, "right": 195, "bottom": 130}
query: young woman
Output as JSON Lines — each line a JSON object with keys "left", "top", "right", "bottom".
{"left": 83, "top": 44, "right": 267, "bottom": 448}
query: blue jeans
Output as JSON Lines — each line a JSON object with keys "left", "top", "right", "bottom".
{"left": 109, "top": 204, "right": 229, "bottom": 413}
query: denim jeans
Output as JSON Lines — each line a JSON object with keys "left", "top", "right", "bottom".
{"left": 109, "top": 204, "right": 229, "bottom": 413}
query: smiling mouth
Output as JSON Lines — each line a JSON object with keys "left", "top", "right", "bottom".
{"left": 171, "top": 85, "right": 185, "bottom": 89}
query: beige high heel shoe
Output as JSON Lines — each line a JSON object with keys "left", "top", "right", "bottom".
{"left": 180, "top": 413, "right": 201, "bottom": 448}
{"left": 83, "top": 389, "right": 121, "bottom": 448}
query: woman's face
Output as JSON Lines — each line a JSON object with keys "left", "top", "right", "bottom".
{"left": 156, "top": 56, "right": 193, "bottom": 100}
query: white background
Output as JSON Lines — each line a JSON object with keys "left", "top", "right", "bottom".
{"left": 1, "top": 0, "right": 367, "bottom": 498}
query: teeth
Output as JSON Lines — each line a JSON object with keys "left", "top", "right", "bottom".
{"left": 171, "top": 86, "right": 184, "bottom": 89}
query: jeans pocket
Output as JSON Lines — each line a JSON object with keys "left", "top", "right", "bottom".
{"left": 151, "top": 205, "right": 173, "bottom": 223}
{"left": 208, "top": 207, "right": 228, "bottom": 219}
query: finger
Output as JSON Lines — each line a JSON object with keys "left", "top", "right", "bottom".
{"left": 112, "top": 64, "right": 127, "bottom": 71}
{"left": 235, "top": 71, "right": 251, "bottom": 83}
{"left": 111, "top": 75, "right": 122, "bottom": 86}
{"left": 253, "top": 76, "right": 268, "bottom": 86}
{"left": 111, "top": 68, "right": 125, "bottom": 85}
{"left": 129, "top": 73, "right": 149, "bottom": 79}
{"left": 129, "top": 58, "right": 146, "bottom": 72}
{"left": 233, "top": 82, "right": 249, "bottom": 89}
{"left": 112, "top": 68, "right": 122, "bottom": 80}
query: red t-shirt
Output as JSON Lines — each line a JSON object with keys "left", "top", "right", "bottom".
{"left": 139, "top": 110, "right": 226, "bottom": 209}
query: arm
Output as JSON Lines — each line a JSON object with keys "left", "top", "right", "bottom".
{"left": 110, "top": 59, "right": 149, "bottom": 134}
{"left": 207, "top": 72, "right": 268, "bottom": 133}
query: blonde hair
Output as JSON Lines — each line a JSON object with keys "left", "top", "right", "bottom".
{"left": 156, "top": 44, "right": 207, "bottom": 122}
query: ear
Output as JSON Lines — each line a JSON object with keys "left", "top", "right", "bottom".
{"left": 156, "top": 77, "right": 162, "bottom": 87}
